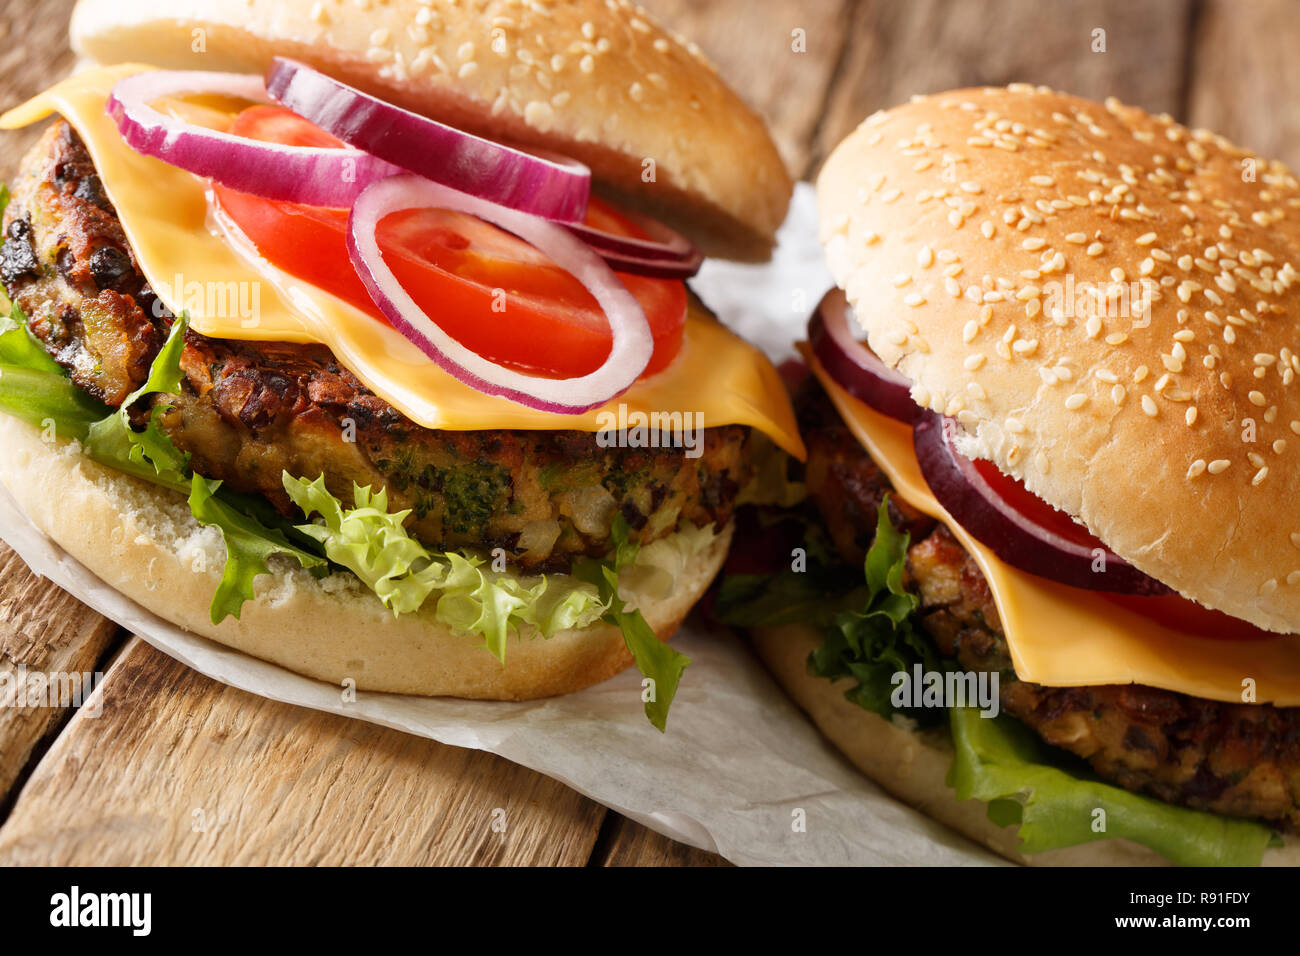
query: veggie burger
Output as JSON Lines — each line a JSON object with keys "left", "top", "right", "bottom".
{"left": 0, "top": 0, "right": 802, "bottom": 730}
{"left": 718, "top": 85, "right": 1300, "bottom": 863}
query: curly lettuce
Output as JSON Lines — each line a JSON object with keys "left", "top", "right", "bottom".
{"left": 283, "top": 473, "right": 609, "bottom": 658}
{"left": 576, "top": 514, "right": 693, "bottom": 732}
{"left": 716, "top": 501, "right": 940, "bottom": 725}
{"left": 285, "top": 475, "right": 693, "bottom": 730}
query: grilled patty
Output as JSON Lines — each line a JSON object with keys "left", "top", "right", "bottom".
{"left": 797, "top": 378, "right": 1300, "bottom": 833}
{"left": 2, "top": 121, "right": 751, "bottom": 571}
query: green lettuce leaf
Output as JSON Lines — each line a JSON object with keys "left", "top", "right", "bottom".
{"left": 1, "top": 304, "right": 63, "bottom": 374}
{"left": 947, "top": 705, "right": 1278, "bottom": 866}
{"left": 575, "top": 514, "right": 692, "bottom": 732}
{"left": 82, "top": 310, "right": 191, "bottom": 492}
{"left": 0, "top": 306, "right": 327, "bottom": 621}
{"left": 716, "top": 498, "right": 940, "bottom": 726}
{"left": 0, "top": 305, "right": 109, "bottom": 437}
{"left": 807, "top": 503, "right": 941, "bottom": 724}
{"left": 189, "top": 475, "right": 328, "bottom": 624}
{"left": 282, "top": 473, "right": 609, "bottom": 662}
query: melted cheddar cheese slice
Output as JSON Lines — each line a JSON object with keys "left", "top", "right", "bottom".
{"left": 805, "top": 345, "right": 1300, "bottom": 705}
{"left": 0, "top": 64, "right": 804, "bottom": 458}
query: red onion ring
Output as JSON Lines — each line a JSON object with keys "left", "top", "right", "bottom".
{"left": 913, "top": 412, "right": 1171, "bottom": 595}
{"left": 809, "top": 287, "right": 921, "bottom": 423}
{"left": 566, "top": 210, "right": 702, "bottom": 277}
{"left": 107, "top": 69, "right": 403, "bottom": 207}
{"left": 346, "top": 175, "right": 652, "bottom": 414}
{"left": 266, "top": 57, "right": 590, "bottom": 223}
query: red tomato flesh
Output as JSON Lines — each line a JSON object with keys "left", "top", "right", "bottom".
{"left": 212, "top": 105, "right": 686, "bottom": 378}
{"left": 969, "top": 459, "right": 1278, "bottom": 641}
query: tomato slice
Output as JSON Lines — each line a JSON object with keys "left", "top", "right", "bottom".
{"left": 1099, "top": 592, "right": 1279, "bottom": 642}
{"left": 970, "top": 459, "right": 1279, "bottom": 641}
{"left": 211, "top": 105, "right": 686, "bottom": 378}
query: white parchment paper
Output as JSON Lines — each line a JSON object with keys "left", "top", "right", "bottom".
{"left": 0, "top": 185, "right": 997, "bottom": 865}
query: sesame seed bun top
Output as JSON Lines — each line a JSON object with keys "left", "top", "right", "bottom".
{"left": 817, "top": 84, "right": 1300, "bottom": 633}
{"left": 69, "top": 0, "right": 793, "bottom": 261}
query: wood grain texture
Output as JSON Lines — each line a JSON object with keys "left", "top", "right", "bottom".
{"left": 592, "top": 813, "right": 730, "bottom": 866}
{"left": 0, "top": 639, "right": 608, "bottom": 865}
{"left": 0, "top": 545, "right": 120, "bottom": 800}
{"left": 812, "top": 0, "right": 1198, "bottom": 174}
{"left": 1188, "top": 0, "right": 1300, "bottom": 169}
{"left": 638, "top": 0, "right": 855, "bottom": 178}
{"left": 0, "top": 0, "right": 79, "bottom": 173}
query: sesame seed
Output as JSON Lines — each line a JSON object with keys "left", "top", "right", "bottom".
{"left": 1187, "top": 459, "right": 1207, "bottom": 478}
{"left": 1249, "top": 391, "right": 1268, "bottom": 406}
{"left": 964, "top": 354, "right": 987, "bottom": 371}
{"left": 1208, "top": 459, "right": 1231, "bottom": 475}
{"left": 1065, "top": 393, "right": 1088, "bottom": 410}
{"left": 1141, "top": 395, "right": 1159, "bottom": 417}
{"left": 1186, "top": 407, "right": 1198, "bottom": 426}
{"left": 1261, "top": 578, "right": 1279, "bottom": 595}
{"left": 904, "top": 293, "right": 926, "bottom": 307}
{"left": 918, "top": 246, "right": 935, "bottom": 268}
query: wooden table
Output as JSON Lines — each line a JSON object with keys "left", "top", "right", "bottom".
{"left": 1, "top": 0, "right": 1297, "bottom": 866}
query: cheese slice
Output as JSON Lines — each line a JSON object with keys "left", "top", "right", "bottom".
{"left": 0, "top": 64, "right": 804, "bottom": 458}
{"left": 804, "top": 345, "right": 1300, "bottom": 705}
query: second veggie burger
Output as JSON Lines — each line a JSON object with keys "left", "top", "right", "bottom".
{"left": 722, "top": 84, "right": 1300, "bottom": 863}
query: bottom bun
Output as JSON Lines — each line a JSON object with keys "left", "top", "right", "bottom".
{"left": 750, "top": 621, "right": 1299, "bottom": 866}
{"left": 0, "top": 414, "right": 730, "bottom": 700}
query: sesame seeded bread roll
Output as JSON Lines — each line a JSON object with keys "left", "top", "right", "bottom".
{"left": 751, "top": 621, "right": 1300, "bottom": 866}
{"left": 0, "top": 415, "right": 731, "bottom": 700}
{"left": 69, "top": 0, "right": 793, "bottom": 260}
{"left": 817, "top": 85, "right": 1300, "bottom": 633}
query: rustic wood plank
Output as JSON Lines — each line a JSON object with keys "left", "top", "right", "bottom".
{"left": 813, "top": 0, "right": 1198, "bottom": 173}
{"left": 0, "top": 546, "right": 120, "bottom": 802}
{"left": 1187, "top": 0, "right": 1300, "bottom": 168}
{"left": 593, "top": 813, "right": 730, "bottom": 866}
{"left": 0, "top": 0, "right": 79, "bottom": 174}
{"left": 0, "top": 638, "right": 610, "bottom": 865}
{"left": 638, "top": 0, "right": 856, "bottom": 178}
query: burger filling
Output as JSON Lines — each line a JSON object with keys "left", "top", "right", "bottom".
{"left": 717, "top": 376, "right": 1289, "bottom": 863}
{"left": 0, "top": 121, "right": 749, "bottom": 729}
